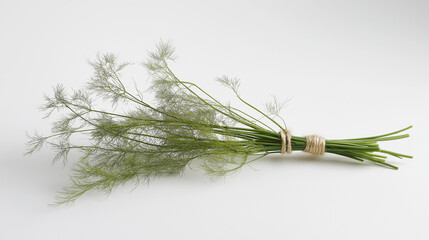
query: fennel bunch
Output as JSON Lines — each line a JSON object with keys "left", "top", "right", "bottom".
{"left": 27, "top": 42, "right": 412, "bottom": 205}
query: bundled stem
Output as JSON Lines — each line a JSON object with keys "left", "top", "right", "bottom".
{"left": 26, "top": 42, "right": 412, "bottom": 205}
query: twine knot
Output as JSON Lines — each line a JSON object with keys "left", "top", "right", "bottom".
{"left": 279, "top": 129, "right": 292, "bottom": 154}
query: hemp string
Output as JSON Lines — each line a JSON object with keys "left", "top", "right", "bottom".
{"left": 279, "top": 129, "right": 292, "bottom": 154}
{"left": 279, "top": 130, "right": 325, "bottom": 155}
{"left": 304, "top": 135, "right": 325, "bottom": 155}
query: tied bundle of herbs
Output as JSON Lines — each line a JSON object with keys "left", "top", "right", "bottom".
{"left": 27, "top": 42, "right": 412, "bottom": 205}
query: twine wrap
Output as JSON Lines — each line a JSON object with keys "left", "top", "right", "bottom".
{"left": 279, "top": 129, "right": 292, "bottom": 154}
{"left": 280, "top": 130, "right": 325, "bottom": 156}
{"left": 304, "top": 135, "right": 325, "bottom": 155}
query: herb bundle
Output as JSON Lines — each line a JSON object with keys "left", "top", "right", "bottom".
{"left": 27, "top": 42, "right": 412, "bottom": 205}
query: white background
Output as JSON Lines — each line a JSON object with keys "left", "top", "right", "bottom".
{"left": 1, "top": 0, "right": 428, "bottom": 239}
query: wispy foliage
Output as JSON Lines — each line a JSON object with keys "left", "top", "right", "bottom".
{"left": 27, "top": 41, "right": 412, "bottom": 205}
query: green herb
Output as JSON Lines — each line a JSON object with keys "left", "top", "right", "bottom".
{"left": 26, "top": 42, "right": 412, "bottom": 205}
